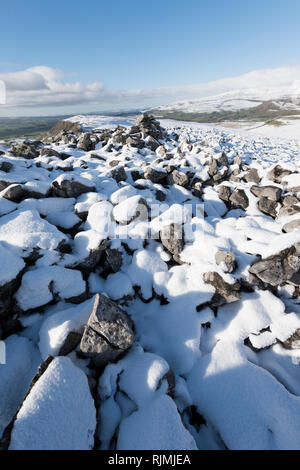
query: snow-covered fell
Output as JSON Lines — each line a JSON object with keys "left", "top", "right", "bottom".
{"left": 0, "top": 114, "right": 300, "bottom": 450}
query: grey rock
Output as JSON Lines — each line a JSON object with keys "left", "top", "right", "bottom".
{"left": 250, "top": 185, "right": 282, "bottom": 201}
{"left": 244, "top": 168, "right": 261, "bottom": 184}
{"left": 47, "top": 120, "right": 81, "bottom": 137}
{"left": 105, "top": 248, "right": 123, "bottom": 273}
{"left": 145, "top": 136, "right": 160, "bottom": 151}
{"left": 40, "top": 148, "right": 62, "bottom": 158}
{"left": 203, "top": 272, "right": 241, "bottom": 303}
{"left": 268, "top": 165, "right": 292, "bottom": 184}
{"left": 80, "top": 294, "right": 135, "bottom": 367}
{"left": 249, "top": 246, "right": 300, "bottom": 286}
{"left": 8, "top": 142, "right": 39, "bottom": 160}
{"left": 155, "top": 189, "right": 167, "bottom": 201}
{"left": 77, "top": 133, "right": 95, "bottom": 152}
{"left": 111, "top": 166, "right": 127, "bottom": 183}
{"left": 1, "top": 184, "right": 26, "bottom": 203}
{"left": 258, "top": 197, "right": 280, "bottom": 218}
{"left": 52, "top": 178, "right": 95, "bottom": 198}
{"left": 215, "top": 250, "right": 237, "bottom": 273}
{"left": 126, "top": 136, "right": 144, "bottom": 149}
{"left": 144, "top": 167, "right": 167, "bottom": 184}
{"left": 160, "top": 223, "right": 184, "bottom": 257}
{"left": 278, "top": 205, "right": 300, "bottom": 218}
{"left": 109, "top": 160, "right": 120, "bottom": 168}
{"left": 282, "top": 219, "right": 300, "bottom": 233}
{"left": 216, "top": 152, "right": 229, "bottom": 167}
{"left": 0, "top": 161, "right": 13, "bottom": 173}
{"left": 282, "top": 195, "right": 299, "bottom": 207}
{"left": 208, "top": 159, "right": 218, "bottom": 177}
{"left": 229, "top": 189, "right": 249, "bottom": 209}
{"left": 167, "top": 170, "right": 189, "bottom": 187}
{"left": 218, "top": 185, "right": 231, "bottom": 202}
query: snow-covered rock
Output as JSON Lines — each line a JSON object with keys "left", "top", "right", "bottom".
{"left": 9, "top": 357, "right": 96, "bottom": 450}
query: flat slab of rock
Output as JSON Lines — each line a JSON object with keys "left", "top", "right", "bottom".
{"left": 251, "top": 185, "right": 282, "bottom": 201}
{"left": 249, "top": 246, "right": 300, "bottom": 286}
{"left": 80, "top": 294, "right": 135, "bottom": 367}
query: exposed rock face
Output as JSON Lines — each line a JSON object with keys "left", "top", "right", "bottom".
{"left": 1, "top": 184, "right": 27, "bottom": 203}
{"left": 167, "top": 170, "right": 189, "bottom": 187}
{"left": 8, "top": 142, "right": 39, "bottom": 159}
{"left": 250, "top": 185, "right": 282, "bottom": 201}
{"left": 51, "top": 176, "right": 95, "bottom": 198}
{"left": 0, "top": 161, "right": 13, "bottom": 172}
{"left": 215, "top": 250, "right": 237, "bottom": 273}
{"left": 203, "top": 272, "right": 241, "bottom": 304}
{"left": 249, "top": 246, "right": 300, "bottom": 286}
{"left": 144, "top": 167, "right": 167, "bottom": 184}
{"left": 47, "top": 121, "right": 82, "bottom": 136}
{"left": 77, "top": 133, "right": 95, "bottom": 152}
{"left": 282, "top": 195, "right": 299, "bottom": 207}
{"left": 80, "top": 294, "right": 135, "bottom": 367}
{"left": 244, "top": 168, "right": 261, "bottom": 184}
{"left": 111, "top": 165, "right": 127, "bottom": 183}
{"left": 278, "top": 205, "right": 300, "bottom": 218}
{"left": 160, "top": 223, "right": 184, "bottom": 258}
{"left": 258, "top": 197, "right": 280, "bottom": 218}
{"left": 218, "top": 185, "right": 231, "bottom": 202}
{"left": 267, "top": 165, "right": 292, "bottom": 184}
{"left": 103, "top": 248, "right": 123, "bottom": 274}
{"left": 40, "top": 148, "right": 64, "bottom": 158}
{"left": 229, "top": 189, "right": 249, "bottom": 209}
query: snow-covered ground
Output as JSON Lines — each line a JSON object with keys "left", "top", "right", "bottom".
{"left": 0, "top": 114, "right": 300, "bottom": 450}
{"left": 152, "top": 85, "right": 300, "bottom": 113}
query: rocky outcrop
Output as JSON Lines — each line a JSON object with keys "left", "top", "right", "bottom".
{"left": 80, "top": 294, "right": 135, "bottom": 367}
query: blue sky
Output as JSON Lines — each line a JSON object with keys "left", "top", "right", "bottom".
{"left": 1, "top": 0, "right": 300, "bottom": 115}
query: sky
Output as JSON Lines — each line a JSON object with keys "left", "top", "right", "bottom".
{"left": 1, "top": 0, "right": 300, "bottom": 116}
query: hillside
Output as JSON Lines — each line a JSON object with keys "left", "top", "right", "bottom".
{"left": 150, "top": 87, "right": 300, "bottom": 134}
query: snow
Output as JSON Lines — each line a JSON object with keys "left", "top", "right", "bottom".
{"left": 0, "top": 335, "right": 40, "bottom": 439}
{"left": 0, "top": 209, "right": 66, "bottom": 251}
{"left": 16, "top": 266, "right": 86, "bottom": 310}
{"left": 187, "top": 341, "right": 300, "bottom": 450}
{"left": 38, "top": 297, "right": 96, "bottom": 359}
{"left": 9, "top": 357, "right": 96, "bottom": 450}
{"left": 117, "top": 394, "right": 197, "bottom": 450}
{"left": 98, "top": 346, "right": 196, "bottom": 450}
{"left": 1, "top": 113, "right": 300, "bottom": 451}
{"left": 0, "top": 242, "right": 25, "bottom": 287}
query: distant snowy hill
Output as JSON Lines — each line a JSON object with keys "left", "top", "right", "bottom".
{"left": 149, "top": 86, "right": 300, "bottom": 137}
{"left": 152, "top": 86, "right": 300, "bottom": 114}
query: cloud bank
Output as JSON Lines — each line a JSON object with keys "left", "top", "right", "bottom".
{"left": 0, "top": 65, "right": 300, "bottom": 115}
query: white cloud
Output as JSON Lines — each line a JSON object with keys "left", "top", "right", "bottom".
{"left": 0, "top": 65, "right": 300, "bottom": 115}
